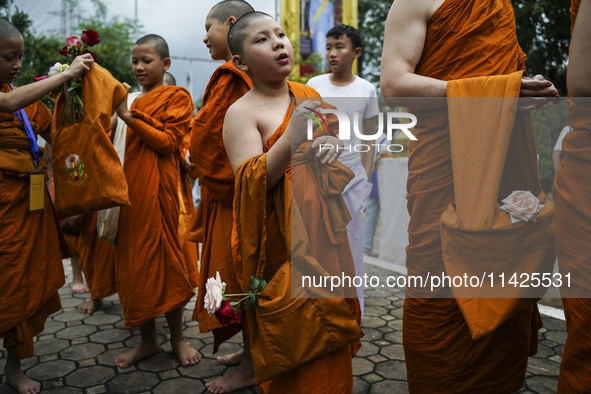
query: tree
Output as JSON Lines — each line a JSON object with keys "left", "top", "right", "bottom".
{"left": 358, "top": 0, "right": 393, "bottom": 90}
{"left": 513, "top": 0, "right": 572, "bottom": 96}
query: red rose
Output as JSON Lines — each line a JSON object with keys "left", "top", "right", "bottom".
{"left": 83, "top": 50, "right": 97, "bottom": 62}
{"left": 59, "top": 46, "right": 70, "bottom": 57}
{"left": 214, "top": 300, "right": 241, "bottom": 325}
{"left": 34, "top": 76, "right": 49, "bottom": 82}
{"left": 81, "top": 29, "right": 100, "bottom": 46}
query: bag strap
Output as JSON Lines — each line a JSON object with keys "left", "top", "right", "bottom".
{"left": 10, "top": 85, "right": 40, "bottom": 168}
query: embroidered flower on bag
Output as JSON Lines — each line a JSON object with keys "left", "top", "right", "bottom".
{"left": 500, "top": 190, "right": 545, "bottom": 224}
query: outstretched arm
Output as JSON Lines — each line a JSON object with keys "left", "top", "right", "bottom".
{"left": 0, "top": 54, "right": 94, "bottom": 113}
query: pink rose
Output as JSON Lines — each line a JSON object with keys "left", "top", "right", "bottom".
{"left": 214, "top": 300, "right": 242, "bottom": 325}
{"left": 500, "top": 190, "right": 545, "bottom": 224}
{"left": 66, "top": 35, "right": 82, "bottom": 49}
{"left": 81, "top": 29, "right": 100, "bottom": 46}
{"left": 34, "top": 76, "right": 48, "bottom": 82}
{"left": 204, "top": 271, "right": 226, "bottom": 315}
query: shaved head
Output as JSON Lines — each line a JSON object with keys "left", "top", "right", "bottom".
{"left": 0, "top": 19, "right": 22, "bottom": 43}
{"left": 135, "top": 34, "right": 169, "bottom": 59}
{"left": 209, "top": 0, "right": 254, "bottom": 24}
{"left": 164, "top": 72, "right": 176, "bottom": 86}
{"left": 228, "top": 11, "right": 274, "bottom": 56}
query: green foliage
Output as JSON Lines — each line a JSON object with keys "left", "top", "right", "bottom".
{"left": 512, "top": 0, "right": 572, "bottom": 95}
{"left": 288, "top": 41, "right": 325, "bottom": 84}
{"left": 358, "top": 0, "right": 394, "bottom": 90}
{"left": 3, "top": 0, "right": 137, "bottom": 95}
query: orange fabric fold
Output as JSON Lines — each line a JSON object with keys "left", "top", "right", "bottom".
{"left": 555, "top": 1, "right": 591, "bottom": 392}
{"left": 116, "top": 85, "right": 195, "bottom": 329}
{"left": 189, "top": 61, "right": 251, "bottom": 347}
{"left": 233, "top": 81, "right": 361, "bottom": 393}
{"left": 403, "top": 1, "right": 541, "bottom": 392}
{"left": 0, "top": 85, "right": 65, "bottom": 358}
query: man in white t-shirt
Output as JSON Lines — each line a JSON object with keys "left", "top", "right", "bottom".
{"left": 307, "top": 24, "right": 380, "bottom": 317}
{"left": 553, "top": 125, "right": 572, "bottom": 172}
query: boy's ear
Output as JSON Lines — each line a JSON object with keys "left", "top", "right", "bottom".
{"left": 353, "top": 47, "right": 362, "bottom": 60}
{"left": 232, "top": 54, "right": 248, "bottom": 73}
{"left": 227, "top": 16, "right": 237, "bottom": 29}
{"left": 163, "top": 57, "right": 172, "bottom": 71}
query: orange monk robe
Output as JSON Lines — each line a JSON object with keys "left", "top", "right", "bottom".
{"left": 116, "top": 85, "right": 195, "bottom": 329}
{"left": 189, "top": 61, "right": 252, "bottom": 345}
{"left": 554, "top": 1, "right": 591, "bottom": 392}
{"left": 77, "top": 213, "right": 117, "bottom": 300}
{"left": 233, "top": 82, "right": 361, "bottom": 393}
{"left": 403, "top": 1, "right": 541, "bottom": 392}
{"left": 0, "top": 84, "right": 65, "bottom": 358}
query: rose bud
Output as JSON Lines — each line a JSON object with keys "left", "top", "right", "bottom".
{"left": 33, "top": 76, "right": 49, "bottom": 82}
{"left": 81, "top": 29, "right": 101, "bottom": 46}
{"left": 59, "top": 46, "right": 70, "bottom": 57}
{"left": 66, "top": 35, "right": 82, "bottom": 49}
{"left": 214, "top": 301, "right": 241, "bottom": 325}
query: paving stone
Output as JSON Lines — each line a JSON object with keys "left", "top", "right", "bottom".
{"left": 535, "top": 344, "right": 555, "bottom": 359}
{"left": 377, "top": 326, "right": 394, "bottom": 333}
{"left": 72, "top": 337, "right": 89, "bottom": 345}
{"left": 97, "top": 348, "right": 132, "bottom": 365}
{"left": 159, "top": 369, "right": 180, "bottom": 379}
{"left": 42, "top": 379, "right": 63, "bottom": 389}
{"left": 179, "top": 358, "right": 226, "bottom": 379}
{"left": 353, "top": 376, "right": 371, "bottom": 394}
{"left": 84, "top": 314, "right": 121, "bottom": 326}
{"left": 66, "top": 321, "right": 83, "bottom": 327}
{"left": 361, "top": 316, "right": 387, "bottom": 329}
{"left": 137, "top": 352, "right": 180, "bottom": 372}
{"left": 542, "top": 317, "right": 567, "bottom": 331}
{"left": 27, "top": 360, "right": 76, "bottom": 380}
{"left": 106, "top": 304, "right": 123, "bottom": 314}
{"left": 371, "top": 379, "right": 410, "bottom": 394}
{"left": 380, "top": 344, "right": 405, "bottom": 361}
{"left": 356, "top": 342, "right": 379, "bottom": 358}
{"left": 153, "top": 377, "right": 205, "bottom": 394}
{"left": 368, "top": 355, "right": 388, "bottom": 363}
{"left": 107, "top": 371, "right": 159, "bottom": 393}
{"left": 544, "top": 330, "right": 568, "bottom": 344}
{"left": 86, "top": 386, "right": 108, "bottom": 394}
{"left": 79, "top": 358, "right": 97, "bottom": 367}
{"left": 60, "top": 343, "right": 106, "bottom": 361}
{"left": 526, "top": 357, "right": 561, "bottom": 376}
{"left": 353, "top": 357, "right": 375, "bottom": 375}
{"left": 375, "top": 360, "right": 407, "bottom": 381}
{"left": 103, "top": 294, "right": 119, "bottom": 302}
{"left": 43, "top": 388, "right": 83, "bottom": 394}
{"left": 200, "top": 341, "right": 241, "bottom": 358}
{"left": 384, "top": 331, "right": 403, "bottom": 344}
{"left": 526, "top": 375, "right": 559, "bottom": 393}
{"left": 389, "top": 308, "right": 404, "bottom": 318}
{"left": 0, "top": 356, "right": 38, "bottom": 372}
{"left": 90, "top": 329, "right": 130, "bottom": 344}
{"left": 554, "top": 345, "right": 565, "bottom": 356}
{"left": 40, "top": 354, "right": 59, "bottom": 362}
{"left": 386, "top": 319, "right": 403, "bottom": 331}
{"left": 33, "top": 338, "right": 69, "bottom": 356}
{"left": 60, "top": 297, "right": 85, "bottom": 308}
{"left": 53, "top": 310, "right": 86, "bottom": 323}
{"left": 362, "top": 373, "right": 384, "bottom": 383}
{"left": 56, "top": 324, "right": 98, "bottom": 339}
{"left": 41, "top": 321, "right": 66, "bottom": 335}
{"left": 365, "top": 298, "right": 391, "bottom": 307}
{"left": 361, "top": 328, "right": 383, "bottom": 342}
{"left": 364, "top": 306, "right": 388, "bottom": 317}
{"left": 66, "top": 366, "right": 116, "bottom": 388}
{"left": 549, "top": 355, "right": 563, "bottom": 364}
{"left": 184, "top": 325, "right": 212, "bottom": 340}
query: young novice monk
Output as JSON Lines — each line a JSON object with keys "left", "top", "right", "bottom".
{"left": 188, "top": 0, "right": 253, "bottom": 369}
{"left": 216, "top": 12, "right": 362, "bottom": 394}
{"left": 113, "top": 34, "right": 201, "bottom": 368}
{"left": 0, "top": 19, "right": 94, "bottom": 394}
{"left": 307, "top": 24, "right": 379, "bottom": 317}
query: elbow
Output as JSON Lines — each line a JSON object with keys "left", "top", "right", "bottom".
{"left": 0, "top": 100, "right": 19, "bottom": 114}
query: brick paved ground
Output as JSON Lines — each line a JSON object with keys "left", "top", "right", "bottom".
{"left": 0, "top": 262, "right": 564, "bottom": 394}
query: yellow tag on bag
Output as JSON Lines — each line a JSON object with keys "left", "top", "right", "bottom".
{"left": 29, "top": 173, "right": 45, "bottom": 211}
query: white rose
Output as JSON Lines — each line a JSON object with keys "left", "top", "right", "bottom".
{"left": 204, "top": 271, "right": 226, "bottom": 315}
{"left": 500, "top": 190, "right": 545, "bottom": 224}
{"left": 48, "top": 62, "right": 63, "bottom": 77}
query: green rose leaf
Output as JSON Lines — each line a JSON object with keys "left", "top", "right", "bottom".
{"left": 250, "top": 275, "right": 260, "bottom": 292}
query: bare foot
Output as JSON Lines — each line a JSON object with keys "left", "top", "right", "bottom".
{"left": 78, "top": 298, "right": 102, "bottom": 314}
{"left": 217, "top": 350, "right": 243, "bottom": 366}
{"left": 114, "top": 340, "right": 161, "bottom": 368}
{"left": 71, "top": 280, "right": 89, "bottom": 294}
{"left": 171, "top": 339, "right": 202, "bottom": 366}
{"left": 5, "top": 354, "right": 41, "bottom": 394}
{"left": 205, "top": 364, "right": 256, "bottom": 394}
